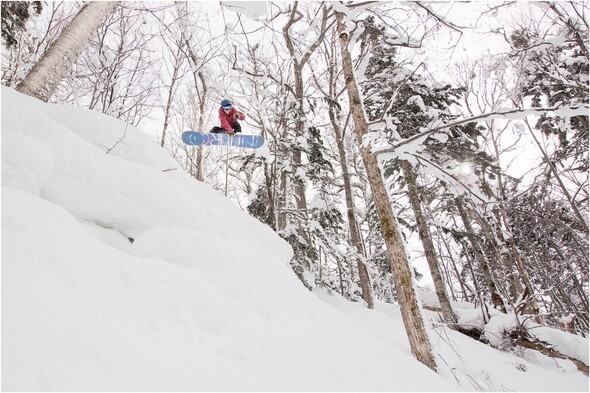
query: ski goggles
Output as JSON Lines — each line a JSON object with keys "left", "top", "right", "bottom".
{"left": 222, "top": 105, "right": 232, "bottom": 110}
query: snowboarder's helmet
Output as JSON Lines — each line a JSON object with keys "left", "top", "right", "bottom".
{"left": 220, "top": 98, "right": 232, "bottom": 109}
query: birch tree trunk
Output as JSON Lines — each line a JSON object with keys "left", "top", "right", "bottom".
{"left": 402, "top": 161, "right": 456, "bottom": 326}
{"left": 17, "top": 1, "right": 119, "bottom": 102}
{"left": 336, "top": 12, "right": 437, "bottom": 372}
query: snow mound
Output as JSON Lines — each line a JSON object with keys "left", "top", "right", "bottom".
{"left": 133, "top": 228, "right": 273, "bottom": 275}
{"left": 1, "top": 87, "right": 449, "bottom": 391}
{"left": 2, "top": 86, "right": 587, "bottom": 391}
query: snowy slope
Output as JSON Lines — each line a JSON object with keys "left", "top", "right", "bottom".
{"left": 1, "top": 86, "right": 587, "bottom": 391}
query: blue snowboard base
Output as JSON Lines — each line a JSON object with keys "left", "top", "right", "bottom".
{"left": 182, "top": 131, "right": 265, "bottom": 149}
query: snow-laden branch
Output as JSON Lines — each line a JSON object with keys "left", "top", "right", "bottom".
{"left": 374, "top": 103, "right": 590, "bottom": 157}
{"left": 408, "top": 153, "right": 494, "bottom": 205}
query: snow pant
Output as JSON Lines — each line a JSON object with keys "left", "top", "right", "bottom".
{"left": 211, "top": 122, "right": 241, "bottom": 134}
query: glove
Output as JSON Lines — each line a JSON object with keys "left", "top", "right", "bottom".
{"left": 227, "top": 130, "right": 235, "bottom": 137}
{"left": 234, "top": 113, "right": 240, "bottom": 120}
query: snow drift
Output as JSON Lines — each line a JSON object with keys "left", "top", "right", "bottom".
{"left": 1, "top": 86, "right": 587, "bottom": 391}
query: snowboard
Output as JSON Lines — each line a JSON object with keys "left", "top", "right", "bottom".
{"left": 182, "top": 131, "right": 265, "bottom": 149}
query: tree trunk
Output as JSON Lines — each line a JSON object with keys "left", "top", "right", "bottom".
{"left": 277, "top": 164, "right": 289, "bottom": 232}
{"left": 337, "top": 12, "right": 437, "bottom": 372}
{"left": 281, "top": 2, "right": 329, "bottom": 265}
{"left": 486, "top": 123, "right": 544, "bottom": 321}
{"left": 455, "top": 196, "right": 507, "bottom": 313}
{"left": 17, "top": 1, "right": 119, "bottom": 102}
{"left": 282, "top": 2, "right": 309, "bottom": 247}
{"left": 322, "top": 33, "right": 374, "bottom": 308}
{"left": 195, "top": 71, "right": 207, "bottom": 182}
{"left": 160, "top": 45, "right": 183, "bottom": 148}
{"left": 291, "top": 68, "right": 311, "bottom": 250}
{"left": 329, "top": 103, "right": 374, "bottom": 309}
{"left": 439, "top": 231, "right": 470, "bottom": 302}
{"left": 402, "top": 161, "right": 456, "bottom": 326}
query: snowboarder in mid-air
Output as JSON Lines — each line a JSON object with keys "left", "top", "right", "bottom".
{"left": 182, "top": 98, "right": 263, "bottom": 148}
{"left": 182, "top": 98, "right": 262, "bottom": 148}
{"left": 210, "top": 98, "right": 245, "bottom": 136}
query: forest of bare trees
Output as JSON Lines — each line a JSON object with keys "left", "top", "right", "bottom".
{"left": 2, "top": 0, "right": 588, "bottom": 371}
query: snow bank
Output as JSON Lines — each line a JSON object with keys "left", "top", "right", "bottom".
{"left": 482, "top": 313, "right": 589, "bottom": 365}
{"left": 1, "top": 86, "right": 289, "bottom": 262}
{"left": 2, "top": 86, "right": 587, "bottom": 391}
{"left": 528, "top": 324, "right": 589, "bottom": 365}
{"left": 1, "top": 86, "right": 449, "bottom": 391}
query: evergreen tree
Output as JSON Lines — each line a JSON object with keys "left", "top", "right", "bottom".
{"left": 1, "top": 1, "right": 42, "bottom": 48}
{"left": 360, "top": 19, "right": 501, "bottom": 326}
{"left": 336, "top": 9, "right": 437, "bottom": 372}
{"left": 507, "top": 182, "right": 589, "bottom": 334}
{"left": 511, "top": 28, "right": 589, "bottom": 175}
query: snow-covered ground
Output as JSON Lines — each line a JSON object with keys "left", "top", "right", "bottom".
{"left": 2, "top": 86, "right": 588, "bottom": 391}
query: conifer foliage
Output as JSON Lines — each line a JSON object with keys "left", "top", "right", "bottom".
{"left": 1, "top": 1, "right": 42, "bottom": 48}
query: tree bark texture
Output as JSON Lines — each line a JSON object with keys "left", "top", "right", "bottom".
{"left": 329, "top": 102, "right": 374, "bottom": 309}
{"left": 402, "top": 161, "right": 456, "bottom": 326}
{"left": 17, "top": 1, "right": 119, "bottom": 102}
{"left": 337, "top": 12, "right": 437, "bottom": 372}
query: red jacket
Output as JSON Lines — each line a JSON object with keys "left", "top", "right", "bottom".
{"left": 219, "top": 107, "right": 245, "bottom": 132}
